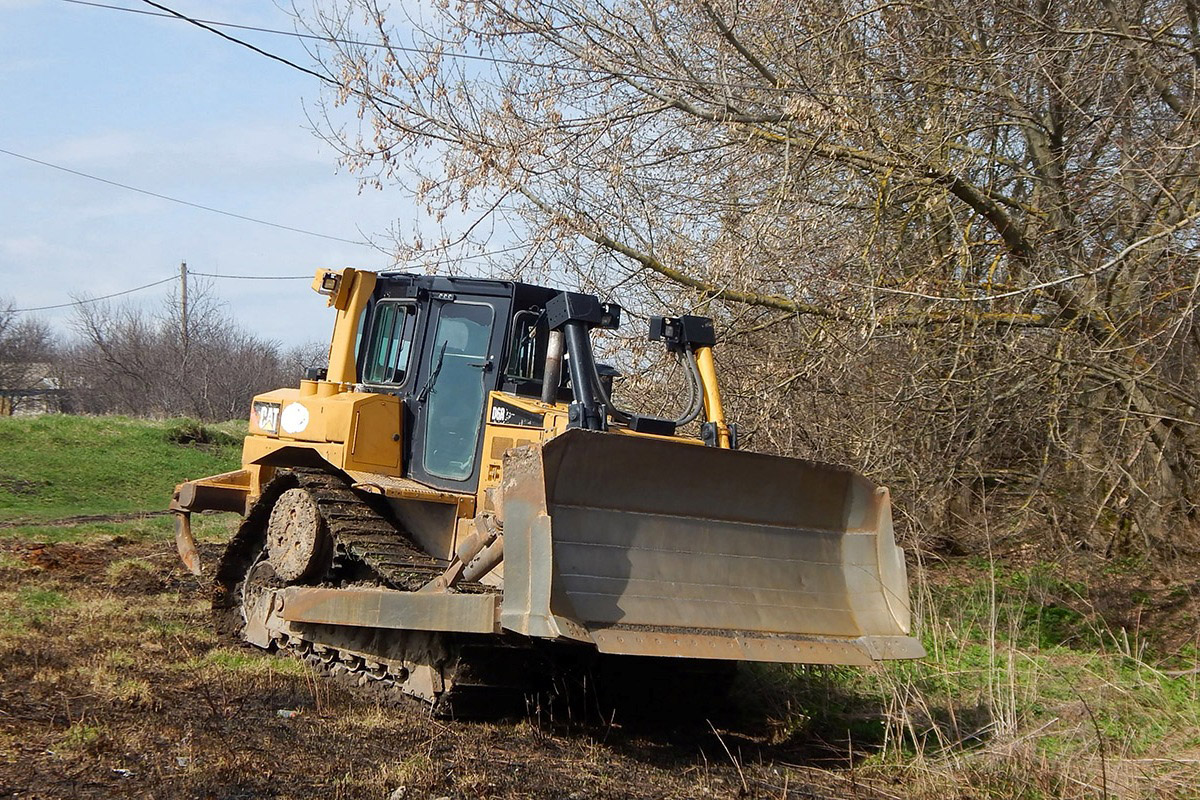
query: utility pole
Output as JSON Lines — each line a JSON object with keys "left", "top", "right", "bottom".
{"left": 180, "top": 261, "right": 188, "bottom": 355}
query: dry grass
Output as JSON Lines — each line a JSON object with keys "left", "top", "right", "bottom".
{"left": 734, "top": 554, "right": 1200, "bottom": 799}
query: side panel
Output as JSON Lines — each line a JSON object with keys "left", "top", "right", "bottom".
{"left": 243, "top": 391, "right": 403, "bottom": 476}
{"left": 279, "top": 587, "right": 498, "bottom": 633}
{"left": 345, "top": 395, "right": 402, "bottom": 472}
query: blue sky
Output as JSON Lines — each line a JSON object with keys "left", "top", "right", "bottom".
{"left": 0, "top": 0, "right": 413, "bottom": 345}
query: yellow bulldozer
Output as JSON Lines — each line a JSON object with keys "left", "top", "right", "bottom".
{"left": 171, "top": 268, "right": 923, "bottom": 715}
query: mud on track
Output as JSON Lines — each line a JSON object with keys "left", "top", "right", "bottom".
{"left": 0, "top": 532, "right": 889, "bottom": 800}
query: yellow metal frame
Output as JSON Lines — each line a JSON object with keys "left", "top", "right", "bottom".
{"left": 693, "top": 345, "right": 731, "bottom": 448}
{"left": 317, "top": 267, "right": 377, "bottom": 385}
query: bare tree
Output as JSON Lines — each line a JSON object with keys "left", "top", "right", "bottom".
{"left": 303, "top": 0, "right": 1200, "bottom": 553}
{"left": 65, "top": 282, "right": 308, "bottom": 421}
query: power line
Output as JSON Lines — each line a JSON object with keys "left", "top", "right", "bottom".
{"left": 0, "top": 147, "right": 372, "bottom": 247}
{"left": 63, "top": 0, "right": 538, "bottom": 71}
{"left": 134, "top": 0, "right": 338, "bottom": 90}
{"left": 11, "top": 270, "right": 324, "bottom": 313}
{"left": 11, "top": 276, "right": 177, "bottom": 312}
{"left": 188, "top": 272, "right": 309, "bottom": 280}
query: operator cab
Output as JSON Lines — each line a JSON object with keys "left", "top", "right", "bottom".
{"left": 352, "top": 274, "right": 561, "bottom": 492}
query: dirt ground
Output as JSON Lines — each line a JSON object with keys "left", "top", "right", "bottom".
{"left": 0, "top": 533, "right": 904, "bottom": 800}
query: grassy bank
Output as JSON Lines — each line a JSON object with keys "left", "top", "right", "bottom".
{"left": 0, "top": 415, "right": 242, "bottom": 525}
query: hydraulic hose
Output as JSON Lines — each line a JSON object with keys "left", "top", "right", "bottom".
{"left": 588, "top": 344, "right": 705, "bottom": 427}
{"left": 676, "top": 348, "right": 706, "bottom": 425}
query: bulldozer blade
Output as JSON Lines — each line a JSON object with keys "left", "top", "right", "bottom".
{"left": 499, "top": 429, "right": 924, "bottom": 665}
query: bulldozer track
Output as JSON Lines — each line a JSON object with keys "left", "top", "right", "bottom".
{"left": 275, "top": 633, "right": 558, "bottom": 717}
{"left": 290, "top": 468, "right": 444, "bottom": 590}
{"left": 212, "top": 468, "right": 533, "bottom": 716}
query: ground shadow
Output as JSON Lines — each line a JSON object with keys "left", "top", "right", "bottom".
{"left": 525, "top": 659, "right": 998, "bottom": 777}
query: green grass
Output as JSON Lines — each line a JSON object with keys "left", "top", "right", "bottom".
{"left": 0, "top": 416, "right": 243, "bottom": 523}
{"left": 0, "top": 517, "right": 172, "bottom": 544}
{"left": 0, "top": 585, "right": 73, "bottom": 633}
{"left": 181, "top": 647, "right": 309, "bottom": 678}
{"left": 16, "top": 586, "right": 71, "bottom": 611}
{"left": 929, "top": 562, "right": 1099, "bottom": 650}
{"left": 105, "top": 557, "right": 156, "bottom": 578}
{"left": 56, "top": 723, "right": 108, "bottom": 753}
{"left": 754, "top": 563, "right": 1200, "bottom": 793}
{"left": 0, "top": 513, "right": 237, "bottom": 544}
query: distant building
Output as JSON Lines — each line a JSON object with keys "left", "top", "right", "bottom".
{"left": 0, "top": 363, "right": 66, "bottom": 415}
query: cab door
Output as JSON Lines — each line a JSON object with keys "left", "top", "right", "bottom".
{"left": 409, "top": 295, "right": 508, "bottom": 492}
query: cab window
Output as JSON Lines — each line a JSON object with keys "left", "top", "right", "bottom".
{"left": 361, "top": 301, "right": 417, "bottom": 385}
{"left": 506, "top": 309, "right": 547, "bottom": 382}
